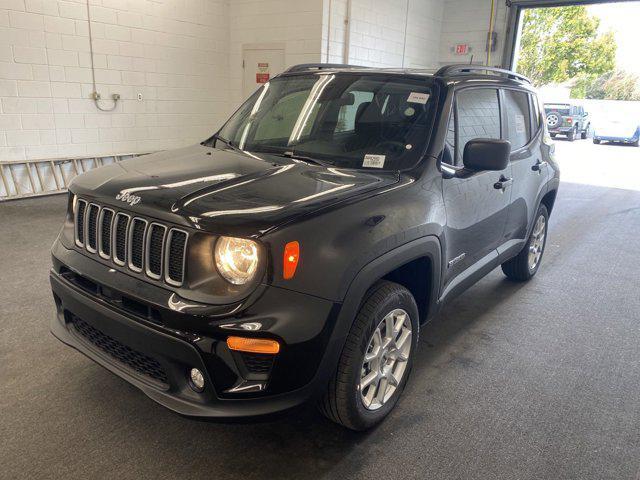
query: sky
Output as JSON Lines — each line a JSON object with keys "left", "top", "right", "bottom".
{"left": 588, "top": 1, "right": 640, "bottom": 75}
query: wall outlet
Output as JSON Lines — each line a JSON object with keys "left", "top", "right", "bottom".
{"left": 137, "top": 93, "right": 143, "bottom": 101}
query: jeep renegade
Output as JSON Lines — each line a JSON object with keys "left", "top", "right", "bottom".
{"left": 50, "top": 64, "right": 559, "bottom": 430}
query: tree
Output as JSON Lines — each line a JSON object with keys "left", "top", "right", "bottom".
{"left": 572, "top": 71, "right": 640, "bottom": 100}
{"left": 516, "top": 6, "right": 616, "bottom": 86}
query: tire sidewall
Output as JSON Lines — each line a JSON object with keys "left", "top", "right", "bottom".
{"left": 347, "top": 287, "right": 419, "bottom": 429}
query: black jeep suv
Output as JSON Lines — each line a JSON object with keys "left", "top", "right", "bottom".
{"left": 50, "top": 64, "right": 559, "bottom": 430}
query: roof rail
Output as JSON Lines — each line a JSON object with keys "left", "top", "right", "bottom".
{"left": 435, "top": 64, "right": 531, "bottom": 84}
{"left": 284, "top": 63, "right": 367, "bottom": 73}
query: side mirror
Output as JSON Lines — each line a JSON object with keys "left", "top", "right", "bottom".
{"left": 583, "top": 112, "right": 589, "bottom": 117}
{"left": 463, "top": 139, "right": 511, "bottom": 171}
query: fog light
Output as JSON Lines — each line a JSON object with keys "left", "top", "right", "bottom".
{"left": 189, "top": 368, "right": 205, "bottom": 392}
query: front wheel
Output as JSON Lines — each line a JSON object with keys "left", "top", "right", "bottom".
{"left": 593, "top": 138, "right": 601, "bottom": 144}
{"left": 502, "top": 204, "right": 549, "bottom": 281}
{"left": 319, "top": 281, "right": 419, "bottom": 430}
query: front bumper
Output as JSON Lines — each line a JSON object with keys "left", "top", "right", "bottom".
{"left": 50, "top": 241, "right": 341, "bottom": 418}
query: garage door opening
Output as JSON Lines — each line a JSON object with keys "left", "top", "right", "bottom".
{"left": 510, "top": 1, "right": 640, "bottom": 191}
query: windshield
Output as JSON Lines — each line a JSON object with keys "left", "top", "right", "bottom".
{"left": 217, "top": 73, "right": 435, "bottom": 170}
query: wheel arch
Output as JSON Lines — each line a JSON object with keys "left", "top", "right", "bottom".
{"left": 540, "top": 187, "right": 558, "bottom": 215}
{"left": 338, "top": 236, "right": 442, "bottom": 327}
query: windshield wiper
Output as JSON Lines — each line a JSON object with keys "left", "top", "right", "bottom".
{"left": 271, "top": 151, "right": 331, "bottom": 167}
{"left": 214, "top": 135, "right": 240, "bottom": 151}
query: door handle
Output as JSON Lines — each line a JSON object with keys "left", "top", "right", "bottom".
{"left": 494, "top": 175, "right": 513, "bottom": 190}
{"left": 532, "top": 160, "right": 548, "bottom": 171}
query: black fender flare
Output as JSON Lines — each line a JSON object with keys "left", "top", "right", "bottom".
{"left": 308, "top": 235, "right": 442, "bottom": 397}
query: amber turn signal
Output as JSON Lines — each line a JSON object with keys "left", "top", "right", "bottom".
{"left": 227, "top": 336, "right": 280, "bottom": 354}
{"left": 283, "top": 241, "right": 300, "bottom": 280}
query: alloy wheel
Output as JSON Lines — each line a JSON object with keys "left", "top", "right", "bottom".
{"left": 359, "top": 309, "right": 412, "bottom": 410}
{"left": 528, "top": 214, "right": 546, "bottom": 270}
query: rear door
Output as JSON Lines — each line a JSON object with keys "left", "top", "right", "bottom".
{"left": 441, "top": 87, "right": 513, "bottom": 287}
{"left": 501, "top": 89, "right": 547, "bottom": 244}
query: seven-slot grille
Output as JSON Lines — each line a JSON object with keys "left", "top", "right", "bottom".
{"left": 74, "top": 198, "right": 187, "bottom": 287}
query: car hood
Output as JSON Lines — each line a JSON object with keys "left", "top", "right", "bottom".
{"left": 70, "top": 144, "right": 400, "bottom": 236}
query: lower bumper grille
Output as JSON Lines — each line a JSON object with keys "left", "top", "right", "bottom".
{"left": 242, "top": 353, "right": 274, "bottom": 374}
{"left": 70, "top": 315, "right": 168, "bottom": 385}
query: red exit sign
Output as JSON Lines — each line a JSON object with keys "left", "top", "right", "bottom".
{"left": 455, "top": 44, "right": 469, "bottom": 55}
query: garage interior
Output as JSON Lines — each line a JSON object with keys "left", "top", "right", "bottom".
{"left": 1, "top": 0, "right": 639, "bottom": 479}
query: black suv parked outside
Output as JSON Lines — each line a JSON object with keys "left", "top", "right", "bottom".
{"left": 50, "top": 64, "right": 559, "bottom": 430}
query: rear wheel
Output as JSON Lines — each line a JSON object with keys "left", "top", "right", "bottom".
{"left": 567, "top": 128, "right": 576, "bottom": 142}
{"left": 319, "top": 280, "right": 419, "bottom": 431}
{"left": 581, "top": 124, "right": 590, "bottom": 139}
{"left": 502, "top": 204, "right": 549, "bottom": 282}
{"left": 550, "top": 133, "right": 557, "bottom": 138}
{"left": 593, "top": 138, "right": 601, "bottom": 144}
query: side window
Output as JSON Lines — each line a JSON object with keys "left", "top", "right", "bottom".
{"left": 503, "top": 89, "right": 531, "bottom": 150}
{"left": 530, "top": 93, "right": 541, "bottom": 133}
{"left": 335, "top": 91, "right": 374, "bottom": 133}
{"left": 455, "top": 88, "right": 501, "bottom": 162}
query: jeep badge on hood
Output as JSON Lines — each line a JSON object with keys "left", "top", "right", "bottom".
{"left": 115, "top": 192, "right": 141, "bottom": 206}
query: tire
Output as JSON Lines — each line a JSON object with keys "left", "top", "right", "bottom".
{"left": 546, "top": 111, "right": 562, "bottom": 130}
{"left": 593, "top": 138, "right": 601, "bottom": 144}
{"left": 318, "top": 280, "right": 419, "bottom": 431}
{"left": 581, "top": 124, "right": 589, "bottom": 139}
{"left": 550, "top": 133, "right": 557, "bottom": 138}
{"left": 502, "top": 204, "right": 549, "bottom": 282}
{"left": 567, "top": 128, "right": 576, "bottom": 142}
{"left": 633, "top": 138, "right": 639, "bottom": 147}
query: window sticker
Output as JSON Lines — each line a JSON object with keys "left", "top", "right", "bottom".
{"left": 515, "top": 114, "right": 526, "bottom": 134}
{"left": 363, "top": 154, "right": 386, "bottom": 168}
{"left": 407, "top": 92, "right": 429, "bottom": 104}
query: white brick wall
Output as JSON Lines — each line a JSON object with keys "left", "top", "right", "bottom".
{"left": 0, "top": 0, "right": 230, "bottom": 161}
{"left": 1, "top": 0, "right": 490, "bottom": 163}
{"left": 438, "top": 0, "right": 509, "bottom": 67}
{"left": 228, "top": 0, "right": 324, "bottom": 106}
{"left": 322, "top": 0, "right": 445, "bottom": 69}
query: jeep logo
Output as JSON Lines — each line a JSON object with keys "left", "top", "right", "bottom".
{"left": 115, "top": 192, "right": 141, "bottom": 206}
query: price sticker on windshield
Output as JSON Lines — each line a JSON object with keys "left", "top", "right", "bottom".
{"left": 407, "top": 92, "right": 429, "bottom": 104}
{"left": 363, "top": 154, "right": 386, "bottom": 168}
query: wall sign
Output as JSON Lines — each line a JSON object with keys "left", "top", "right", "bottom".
{"left": 256, "top": 62, "right": 269, "bottom": 83}
{"left": 455, "top": 44, "right": 469, "bottom": 55}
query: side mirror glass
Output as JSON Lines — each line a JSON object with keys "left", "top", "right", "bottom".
{"left": 463, "top": 139, "right": 511, "bottom": 171}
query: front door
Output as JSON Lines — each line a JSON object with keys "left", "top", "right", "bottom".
{"left": 441, "top": 87, "right": 513, "bottom": 290}
{"left": 242, "top": 47, "right": 285, "bottom": 99}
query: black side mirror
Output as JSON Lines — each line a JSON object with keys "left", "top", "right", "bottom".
{"left": 463, "top": 139, "right": 511, "bottom": 171}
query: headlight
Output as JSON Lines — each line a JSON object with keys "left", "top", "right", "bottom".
{"left": 214, "top": 236, "right": 260, "bottom": 285}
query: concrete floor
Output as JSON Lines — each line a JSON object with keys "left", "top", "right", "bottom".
{"left": 2, "top": 175, "right": 640, "bottom": 479}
